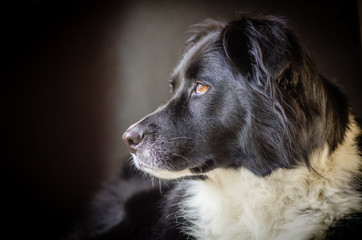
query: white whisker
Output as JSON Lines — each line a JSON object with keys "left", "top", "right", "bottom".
{"left": 168, "top": 136, "right": 193, "bottom": 141}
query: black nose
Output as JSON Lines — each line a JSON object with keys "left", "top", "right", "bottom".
{"left": 122, "top": 126, "right": 145, "bottom": 153}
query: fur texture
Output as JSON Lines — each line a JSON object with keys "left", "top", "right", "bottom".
{"left": 122, "top": 15, "right": 362, "bottom": 240}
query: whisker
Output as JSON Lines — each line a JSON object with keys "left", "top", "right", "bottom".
{"left": 159, "top": 179, "right": 163, "bottom": 195}
{"left": 151, "top": 176, "right": 156, "bottom": 187}
{"left": 171, "top": 152, "right": 190, "bottom": 161}
{"left": 126, "top": 157, "right": 137, "bottom": 174}
{"left": 163, "top": 142, "right": 194, "bottom": 150}
{"left": 168, "top": 136, "right": 193, "bottom": 141}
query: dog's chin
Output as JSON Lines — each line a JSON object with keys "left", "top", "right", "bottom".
{"left": 143, "top": 167, "right": 194, "bottom": 179}
{"left": 132, "top": 155, "right": 216, "bottom": 180}
{"left": 131, "top": 155, "right": 191, "bottom": 179}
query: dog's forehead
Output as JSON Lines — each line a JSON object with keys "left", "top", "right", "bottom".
{"left": 172, "top": 31, "right": 221, "bottom": 84}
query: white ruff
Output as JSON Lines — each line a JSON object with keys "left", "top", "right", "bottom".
{"left": 176, "top": 121, "right": 362, "bottom": 240}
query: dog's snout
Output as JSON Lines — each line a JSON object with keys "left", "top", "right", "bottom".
{"left": 122, "top": 126, "right": 145, "bottom": 153}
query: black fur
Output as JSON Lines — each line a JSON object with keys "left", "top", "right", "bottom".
{"left": 124, "top": 16, "right": 351, "bottom": 177}
{"left": 118, "top": 15, "right": 362, "bottom": 240}
{"left": 324, "top": 213, "right": 362, "bottom": 240}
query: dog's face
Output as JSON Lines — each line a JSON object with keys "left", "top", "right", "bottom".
{"left": 123, "top": 17, "right": 347, "bottom": 179}
{"left": 124, "top": 30, "right": 244, "bottom": 179}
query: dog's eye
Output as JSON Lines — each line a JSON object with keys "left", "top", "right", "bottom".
{"left": 169, "top": 83, "right": 174, "bottom": 93}
{"left": 169, "top": 78, "right": 177, "bottom": 93}
{"left": 195, "top": 83, "right": 209, "bottom": 95}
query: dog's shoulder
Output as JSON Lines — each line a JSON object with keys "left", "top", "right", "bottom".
{"left": 324, "top": 119, "right": 362, "bottom": 239}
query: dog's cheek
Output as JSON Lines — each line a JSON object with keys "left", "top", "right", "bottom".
{"left": 205, "top": 99, "right": 249, "bottom": 164}
{"left": 188, "top": 99, "right": 209, "bottom": 122}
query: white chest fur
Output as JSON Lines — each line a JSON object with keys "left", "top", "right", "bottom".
{"left": 179, "top": 124, "right": 361, "bottom": 240}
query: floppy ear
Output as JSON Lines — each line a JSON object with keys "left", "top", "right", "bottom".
{"left": 222, "top": 17, "right": 300, "bottom": 85}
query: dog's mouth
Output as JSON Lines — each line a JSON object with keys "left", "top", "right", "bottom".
{"left": 133, "top": 153, "right": 216, "bottom": 178}
{"left": 189, "top": 159, "right": 216, "bottom": 174}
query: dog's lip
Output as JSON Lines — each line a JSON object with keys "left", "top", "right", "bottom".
{"left": 133, "top": 152, "right": 216, "bottom": 175}
{"left": 132, "top": 157, "right": 155, "bottom": 170}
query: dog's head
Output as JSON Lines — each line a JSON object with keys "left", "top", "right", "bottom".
{"left": 122, "top": 16, "right": 348, "bottom": 179}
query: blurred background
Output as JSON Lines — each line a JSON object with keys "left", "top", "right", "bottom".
{"left": 1, "top": 0, "right": 361, "bottom": 239}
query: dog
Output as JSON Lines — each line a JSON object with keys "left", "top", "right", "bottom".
{"left": 121, "top": 15, "right": 362, "bottom": 240}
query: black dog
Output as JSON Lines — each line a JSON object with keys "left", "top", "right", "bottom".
{"left": 122, "top": 16, "right": 362, "bottom": 240}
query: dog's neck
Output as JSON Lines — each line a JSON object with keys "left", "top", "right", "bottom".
{"left": 205, "top": 118, "right": 361, "bottom": 188}
{"left": 180, "top": 119, "right": 361, "bottom": 240}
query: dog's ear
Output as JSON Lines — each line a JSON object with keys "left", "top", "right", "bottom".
{"left": 222, "top": 17, "right": 300, "bottom": 84}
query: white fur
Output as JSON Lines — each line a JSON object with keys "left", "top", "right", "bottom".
{"left": 174, "top": 120, "right": 362, "bottom": 240}
{"left": 133, "top": 157, "right": 193, "bottom": 179}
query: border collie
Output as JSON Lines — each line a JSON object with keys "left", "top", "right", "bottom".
{"left": 122, "top": 16, "right": 362, "bottom": 240}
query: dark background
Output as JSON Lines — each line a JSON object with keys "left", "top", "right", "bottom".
{"left": 1, "top": 0, "right": 361, "bottom": 239}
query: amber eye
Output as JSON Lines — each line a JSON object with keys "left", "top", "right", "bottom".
{"left": 195, "top": 83, "right": 209, "bottom": 94}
